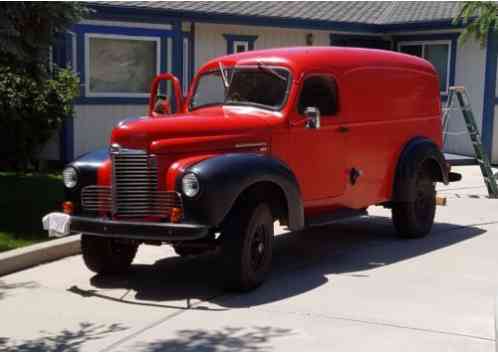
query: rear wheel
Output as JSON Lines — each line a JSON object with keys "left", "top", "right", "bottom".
{"left": 392, "top": 166, "right": 436, "bottom": 238}
{"left": 81, "top": 234, "right": 138, "bottom": 274}
{"left": 221, "top": 202, "right": 273, "bottom": 291}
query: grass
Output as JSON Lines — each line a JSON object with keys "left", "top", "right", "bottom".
{"left": 0, "top": 172, "right": 63, "bottom": 252}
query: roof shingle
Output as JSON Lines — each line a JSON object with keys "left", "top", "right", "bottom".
{"left": 93, "top": 1, "right": 462, "bottom": 26}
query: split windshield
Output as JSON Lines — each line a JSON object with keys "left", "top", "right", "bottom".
{"left": 190, "top": 66, "right": 291, "bottom": 111}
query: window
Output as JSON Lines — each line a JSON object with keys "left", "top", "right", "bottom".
{"left": 399, "top": 41, "right": 450, "bottom": 93}
{"left": 85, "top": 34, "right": 160, "bottom": 97}
{"left": 223, "top": 34, "right": 258, "bottom": 54}
{"left": 298, "top": 75, "right": 338, "bottom": 116}
{"left": 191, "top": 70, "right": 227, "bottom": 109}
{"left": 226, "top": 67, "right": 290, "bottom": 109}
{"left": 190, "top": 66, "right": 291, "bottom": 111}
{"left": 233, "top": 41, "right": 249, "bottom": 53}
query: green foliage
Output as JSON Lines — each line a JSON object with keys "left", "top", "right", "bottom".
{"left": 0, "top": 2, "right": 88, "bottom": 79}
{"left": 0, "top": 66, "right": 80, "bottom": 168}
{"left": 453, "top": 2, "right": 498, "bottom": 47}
{"left": 0, "top": 2, "right": 88, "bottom": 169}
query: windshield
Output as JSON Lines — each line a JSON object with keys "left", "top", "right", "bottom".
{"left": 190, "top": 66, "right": 291, "bottom": 111}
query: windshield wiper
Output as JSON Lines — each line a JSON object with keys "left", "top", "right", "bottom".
{"left": 218, "top": 62, "right": 230, "bottom": 89}
{"left": 257, "top": 62, "right": 287, "bottom": 81}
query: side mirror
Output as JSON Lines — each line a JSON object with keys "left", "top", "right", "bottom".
{"left": 149, "top": 73, "right": 184, "bottom": 117}
{"left": 152, "top": 95, "right": 171, "bottom": 116}
{"left": 305, "top": 107, "right": 321, "bottom": 129}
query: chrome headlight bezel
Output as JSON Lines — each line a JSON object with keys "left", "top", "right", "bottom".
{"left": 181, "top": 172, "right": 200, "bottom": 198}
{"left": 62, "top": 167, "right": 78, "bottom": 189}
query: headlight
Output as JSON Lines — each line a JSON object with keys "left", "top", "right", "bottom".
{"left": 182, "top": 173, "right": 200, "bottom": 198}
{"left": 63, "top": 167, "right": 78, "bottom": 188}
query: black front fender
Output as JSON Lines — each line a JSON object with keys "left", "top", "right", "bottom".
{"left": 179, "top": 153, "right": 305, "bottom": 230}
{"left": 65, "top": 148, "right": 110, "bottom": 210}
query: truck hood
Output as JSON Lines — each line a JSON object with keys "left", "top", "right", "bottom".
{"left": 111, "top": 106, "right": 277, "bottom": 154}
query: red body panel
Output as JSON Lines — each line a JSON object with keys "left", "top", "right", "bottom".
{"left": 102, "top": 47, "right": 442, "bottom": 219}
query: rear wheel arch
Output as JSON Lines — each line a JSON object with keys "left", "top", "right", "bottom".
{"left": 422, "top": 157, "right": 445, "bottom": 182}
{"left": 392, "top": 137, "right": 448, "bottom": 202}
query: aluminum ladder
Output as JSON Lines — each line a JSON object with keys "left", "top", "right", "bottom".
{"left": 442, "top": 86, "right": 498, "bottom": 198}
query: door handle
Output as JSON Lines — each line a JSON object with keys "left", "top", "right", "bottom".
{"left": 338, "top": 126, "right": 350, "bottom": 133}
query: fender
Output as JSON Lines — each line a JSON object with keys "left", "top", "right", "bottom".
{"left": 65, "top": 148, "right": 110, "bottom": 211}
{"left": 179, "top": 153, "right": 305, "bottom": 230}
{"left": 393, "top": 137, "right": 449, "bottom": 203}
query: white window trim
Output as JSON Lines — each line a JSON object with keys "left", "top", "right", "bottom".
{"left": 398, "top": 40, "right": 451, "bottom": 95}
{"left": 84, "top": 33, "right": 161, "bottom": 98}
{"left": 183, "top": 36, "right": 190, "bottom": 95}
{"left": 233, "top": 40, "right": 250, "bottom": 53}
{"left": 48, "top": 45, "right": 54, "bottom": 73}
{"left": 67, "top": 31, "right": 77, "bottom": 72}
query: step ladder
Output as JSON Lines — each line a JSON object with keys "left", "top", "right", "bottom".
{"left": 442, "top": 86, "right": 498, "bottom": 198}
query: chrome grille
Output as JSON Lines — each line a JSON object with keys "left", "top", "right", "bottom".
{"left": 80, "top": 148, "right": 183, "bottom": 219}
{"left": 81, "top": 186, "right": 182, "bottom": 218}
{"left": 81, "top": 186, "right": 112, "bottom": 212}
{"left": 112, "top": 149, "right": 158, "bottom": 217}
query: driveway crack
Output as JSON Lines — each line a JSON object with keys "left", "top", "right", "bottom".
{"left": 253, "top": 308, "right": 495, "bottom": 342}
{"left": 99, "top": 292, "right": 227, "bottom": 352}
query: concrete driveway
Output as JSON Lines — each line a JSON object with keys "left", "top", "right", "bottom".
{"left": 1, "top": 166, "right": 498, "bottom": 351}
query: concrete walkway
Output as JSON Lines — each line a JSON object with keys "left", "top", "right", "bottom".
{"left": 1, "top": 166, "right": 498, "bottom": 351}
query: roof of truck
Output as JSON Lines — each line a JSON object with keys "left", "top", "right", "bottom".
{"left": 200, "top": 47, "right": 436, "bottom": 75}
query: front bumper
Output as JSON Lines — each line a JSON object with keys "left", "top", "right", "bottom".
{"left": 70, "top": 216, "right": 209, "bottom": 241}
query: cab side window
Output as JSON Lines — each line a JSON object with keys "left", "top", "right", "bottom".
{"left": 298, "top": 75, "right": 338, "bottom": 116}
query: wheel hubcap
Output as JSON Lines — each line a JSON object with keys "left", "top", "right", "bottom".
{"left": 257, "top": 242, "right": 264, "bottom": 254}
{"left": 250, "top": 225, "right": 267, "bottom": 272}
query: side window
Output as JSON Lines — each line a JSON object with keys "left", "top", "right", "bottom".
{"left": 399, "top": 42, "right": 450, "bottom": 93}
{"left": 298, "top": 75, "right": 338, "bottom": 116}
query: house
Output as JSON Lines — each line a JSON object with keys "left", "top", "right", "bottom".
{"left": 41, "top": 1, "right": 498, "bottom": 164}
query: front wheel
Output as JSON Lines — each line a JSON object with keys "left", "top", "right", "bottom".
{"left": 392, "top": 167, "right": 436, "bottom": 238}
{"left": 221, "top": 203, "right": 274, "bottom": 291}
{"left": 81, "top": 234, "right": 138, "bottom": 274}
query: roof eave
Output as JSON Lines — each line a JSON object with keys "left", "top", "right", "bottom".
{"left": 87, "top": 4, "right": 462, "bottom": 35}
{"left": 88, "top": 4, "right": 383, "bottom": 33}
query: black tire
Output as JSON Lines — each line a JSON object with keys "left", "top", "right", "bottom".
{"left": 81, "top": 234, "right": 138, "bottom": 274}
{"left": 392, "top": 166, "right": 436, "bottom": 238}
{"left": 221, "top": 202, "right": 274, "bottom": 291}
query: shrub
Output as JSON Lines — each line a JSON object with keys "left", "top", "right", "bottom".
{"left": 0, "top": 3, "right": 88, "bottom": 170}
{"left": 0, "top": 65, "right": 79, "bottom": 169}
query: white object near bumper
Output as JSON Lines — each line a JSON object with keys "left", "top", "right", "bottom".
{"left": 42, "top": 212, "right": 71, "bottom": 238}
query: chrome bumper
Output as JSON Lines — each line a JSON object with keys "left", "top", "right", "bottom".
{"left": 70, "top": 216, "right": 209, "bottom": 241}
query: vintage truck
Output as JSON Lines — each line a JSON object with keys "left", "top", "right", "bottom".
{"left": 45, "top": 47, "right": 461, "bottom": 291}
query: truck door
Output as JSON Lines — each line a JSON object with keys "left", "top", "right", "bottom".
{"left": 288, "top": 74, "right": 348, "bottom": 201}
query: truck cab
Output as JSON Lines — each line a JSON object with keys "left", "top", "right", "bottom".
{"left": 49, "top": 47, "right": 461, "bottom": 291}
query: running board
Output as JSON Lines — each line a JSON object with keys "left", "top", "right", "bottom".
{"left": 306, "top": 208, "right": 368, "bottom": 228}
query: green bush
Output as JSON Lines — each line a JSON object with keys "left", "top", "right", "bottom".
{"left": 0, "top": 65, "right": 79, "bottom": 169}
{"left": 0, "top": 2, "right": 88, "bottom": 170}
